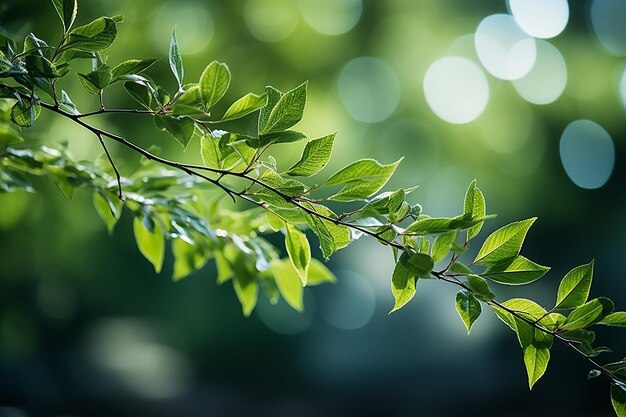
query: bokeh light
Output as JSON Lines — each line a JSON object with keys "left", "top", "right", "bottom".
{"left": 299, "top": 0, "right": 362, "bottom": 36}
{"left": 256, "top": 290, "right": 316, "bottom": 334}
{"left": 508, "top": 0, "right": 569, "bottom": 39}
{"left": 244, "top": 0, "right": 300, "bottom": 43}
{"left": 423, "top": 56, "right": 489, "bottom": 124}
{"left": 316, "top": 270, "right": 376, "bottom": 330}
{"left": 337, "top": 57, "right": 401, "bottom": 123}
{"left": 590, "top": 0, "right": 626, "bottom": 56}
{"left": 149, "top": 2, "right": 214, "bottom": 55}
{"left": 559, "top": 120, "right": 615, "bottom": 189}
{"left": 512, "top": 40, "right": 567, "bottom": 105}
{"left": 619, "top": 67, "right": 626, "bottom": 110}
{"left": 474, "top": 14, "right": 536, "bottom": 80}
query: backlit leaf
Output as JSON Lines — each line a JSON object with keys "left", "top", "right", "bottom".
{"left": 133, "top": 216, "right": 165, "bottom": 273}
{"left": 285, "top": 223, "right": 310, "bottom": 286}
{"left": 390, "top": 261, "right": 417, "bottom": 313}
{"left": 474, "top": 218, "right": 536, "bottom": 266}
{"left": 560, "top": 297, "right": 614, "bottom": 331}
{"left": 169, "top": 27, "right": 183, "bottom": 89}
{"left": 482, "top": 256, "right": 550, "bottom": 285}
{"left": 199, "top": 61, "right": 230, "bottom": 109}
{"left": 222, "top": 92, "right": 267, "bottom": 121}
{"left": 285, "top": 133, "right": 335, "bottom": 177}
{"left": 271, "top": 259, "right": 304, "bottom": 312}
{"left": 323, "top": 158, "right": 402, "bottom": 201}
{"left": 554, "top": 261, "right": 594, "bottom": 310}
{"left": 260, "top": 81, "right": 307, "bottom": 135}
{"left": 455, "top": 290, "right": 481, "bottom": 333}
{"left": 464, "top": 179, "right": 486, "bottom": 241}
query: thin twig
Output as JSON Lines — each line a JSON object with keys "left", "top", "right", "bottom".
{"left": 95, "top": 132, "right": 124, "bottom": 200}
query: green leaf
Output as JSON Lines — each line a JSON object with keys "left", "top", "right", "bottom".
{"left": 11, "top": 99, "right": 41, "bottom": 127}
{"left": 554, "top": 261, "right": 594, "bottom": 310}
{"left": 0, "top": 124, "right": 23, "bottom": 146}
{"left": 285, "top": 223, "right": 310, "bottom": 286}
{"left": 198, "top": 61, "right": 231, "bottom": 110}
{"left": 59, "top": 90, "right": 79, "bottom": 115}
{"left": 133, "top": 216, "right": 165, "bottom": 273}
{"left": 403, "top": 215, "right": 490, "bottom": 236}
{"left": 271, "top": 259, "right": 304, "bottom": 312}
{"left": 215, "top": 250, "right": 232, "bottom": 284}
{"left": 258, "top": 85, "right": 282, "bottom": 134}
{"left": 599, "top": 312, "right": 626, "bottom": 327}
{"left": 560, "top": 297, "right": 614, "bottom": 331}
{"left": 464, "top": 179, "right": 486, "bottom": 241}
{"left": 399, "top": 251, "right": 434, "bottom": 278}
{"left": 431, "top": 230, "right": 457, "bottom": 263}
{"left": 306, "top": 259, "right": 336, "bottom": 286}
{"left": 64, "top": 17, "right": 117, "bottom": 52}
{"left": 93, "top": 191, "right": 122, "bottom": 234}
{"left": 256, "top": 130, "right": 307, "bottom": 148}
{"left": 124, "top": 80, "right": 154, "bottom": 109}
{"left": 467, "top": 275, "right": 495, "bottom": 302}
{"left": 302, "top": 202, "right": 351, "bottom": 259}
{"left": 473, "top": 218, "right": 536, "bottom": 266}
{"left": 493, "top": 298, "right": 554, "bottom": 348}
{"left": 172, "top": 238, "right": 210, "bottom": 281}
{"left": 611, "top": 384, "right": 626, "bottom": 417}
{"left": 154, "top": 115, "right": 195, "bottom": 149}
{"left": 77, "top": 67, "right": 112, "bottom": 93}
{"left": 222, "top": 92, "right": 268, "bottom": 121}
{"left": 259, "top": 81, "right": 307, "bottom": 135}
{"left": 285, "top": 133, "right": 335, "bottom": 177}
{"left": 266, "top": 211, "right": 285, "bottom": 231}
{"left": 110, "top": 59, "right": 158, "bottom": 82}
{"left": 524, "top": 344, "right": 550, "bottom": 390}
{"left": 322, "top": 158, "right": 402, "bottom": 202}
{"left": 455, "top": 290, "right": 481, "bottom": 334}
{"left": 24, "top": 54, "right": 60, "bottom": 78}
{"left": 390, "top": 261, "right": 417, "bottom": 313}
{"left": 233, "top": 270, "right": 258, "bottom": 317}
{"left": 171, "top": 85, "right": 204, "bottom": 116}
{"left": 51, "top": 0, "right": 78, "bottom": 32}
{"left": 169, "top": 27, "right": 183, "bottom": 90}
{"left": 482, "top": 256, "right": 550, "bottom": 285}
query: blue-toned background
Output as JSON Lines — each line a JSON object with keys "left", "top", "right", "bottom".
{"left": 1, "top": 0, "right": 625, "bottom": 416}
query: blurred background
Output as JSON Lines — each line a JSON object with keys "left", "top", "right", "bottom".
{"left": 1, "top": 0, "right": 625, "bottom": 416}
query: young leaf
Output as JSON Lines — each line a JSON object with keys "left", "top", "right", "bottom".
{"left": 169, "top": 27, "right": 183, "bottom": 90}
{"left": 271, "top": 259, "right": 304, "bottom": 312}
{"left": 284, "top": 223, "right": 311, "bottom": 286}
{"left": 306, "top": 259, "right": 336, "bottom": 286}
{"left": 77, "top": 67, "right": 112, "bottom": 93}
{"left": 560, "top": 297, "right": 614, "bottom": 331}
{"left": 285, "top": 133, "right": 335, "bottom": 177}
{"left": 260, "top": 81, "right": 307, "bottom": 135}
{"left": 133, "top": 216, "right": 165, "bottom": 273}
{"left": 399, "top": 251, "right": 434, "bottom": 278}
{"left": 64, "top": 17, "right": 117, "bottom": 52}
{"left": 258, "top": 85, "right": 283, "bottom": 134}
{"left": 524, "top": 344, "right": 550, "bottom": 390}
{"left": 455, "top": 290, "right": 481, "bottom": 334}
{"left": 599, "top": 312, "right": 626, "bottom": 327}
{"left": 59, "top": 90, "right": 79, "bottom": 115}
{"left": 51, "top": 0, "right": 78, "bottom": 32}
{"left": 554, "top": 261, "right": 594, "bottom": 310}
{"left": 93, "top": 191, "right": 122, "bottom": 234}
{"left": 611, "top": 384, "right": 626, "bottom": 417}
{"left": 431, "top": 230, "right": 457, "bottom": 263}
{"left": 473, "top": 218, "right": 536, "bottom": 266}
{"left": 403, "top": 215, "right": 491, "bottom": 236}
{"left": 222, "top": 92, "right": 268, "bottom": 121}
{"left": 390, "top": 262, "right": 417, "bottom": 313}
{"left": 323, "top": 158, "right": 402, "bottom": 201}
{"left": 233, "top": 271, "right": 258, "bottom": 317}
{"left": 464, "top": 179, "right": 486, "bottom": 241}
{"left": 302, "top": 202, "right": 351, "bottom": 259}
{"left": 171, "top": 85, "right": 204, "bottom": 116}
{"left": 171, "top": 238, "right": 210, "bottom": 281}
{"left": 110, "top": 59, "right": 158, "bottom": 82}
{"left": 11, "top": 99, "right": 41, "bottom": 127}
{"left": 199, "top": 61, "right": 231, "bottom": 109}
{"left": 154, "top": 115, "right": 195, "bottom": 149}
{"left": 493, "top": 298, "right": 554, "bottom": 348}
{"left": 481, "top": 256, "right": 550, "bottom": 285}
{"left": 215, "top": 250, "right": 233, "bottom": 284}
{"left": 467, "top": 275, "right": 495, "bottom": 302}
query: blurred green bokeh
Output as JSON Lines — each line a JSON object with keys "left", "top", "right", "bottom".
{"left": 1, "top": 1, "right": 625, "bottom": 416}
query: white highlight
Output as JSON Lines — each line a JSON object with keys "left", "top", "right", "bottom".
{"left": 508, "top": 0, "right": 569, "bottom": 39}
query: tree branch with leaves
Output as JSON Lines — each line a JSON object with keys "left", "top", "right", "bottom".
{"left": 0, "top": 1, "right": 625, "bottom": 415}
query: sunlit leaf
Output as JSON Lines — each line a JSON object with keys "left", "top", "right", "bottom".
{"left": 482, "top": 256, "right": 550, "bottom": 285}
{"left": 271, "top": 259, "right": 304, "bottom": 312}
{"left": 560, "top": 297, "right": 614, "bottom": 331}
{"left": 474, "top": 218, "right": 536, "bottom": 266}
{"left": 554, "top": 261, "right": 594, "bottom": 310}
{"left": 199, "top": 60, "right": 230, "bottom": 109}
{"left": 285, "top": 223, "right": 310, "bottom": 286}
{"left": 222, "top": 92, "right": 267, "bottom": 121}
{"left": 390, "top": 261, "right": 417, "bottom": 313}
{"left": 455, "top": 290, "right": 481, "bottom": 333}
{"left": 260, "top": 81, "right": 307, "bottom": 135}
{"left": 285, "top": 133, "right": 335, "bottom": 177}
{"left": 169, "top": 27, "right": 183, "bottom": 90}
{"left": 133, "top": 216, "right": 165, "bottom": 273}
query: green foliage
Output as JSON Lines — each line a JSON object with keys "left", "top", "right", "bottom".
{"left": 1, "top": 2, "right": 625, "bottom": 415}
